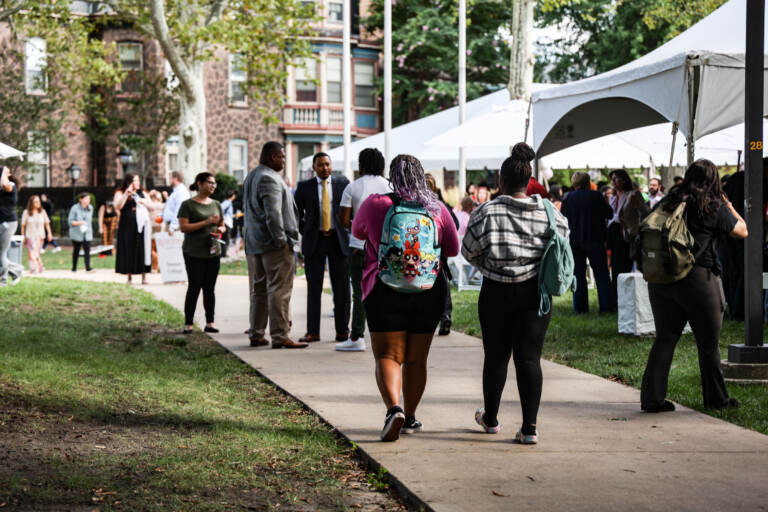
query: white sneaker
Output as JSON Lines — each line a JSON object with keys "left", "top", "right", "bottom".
{"left": 52, "top": 246, "right": 62, "bottom": 253}
{"left": 335, "top": 338, "right": 365, "bottom": 352}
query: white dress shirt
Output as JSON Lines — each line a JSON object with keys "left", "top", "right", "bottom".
{"left": 163, "top": 183, "right": 190, "bottom": 231}
{"left": 340, "top": 175, "right": 392, "bottom": 249}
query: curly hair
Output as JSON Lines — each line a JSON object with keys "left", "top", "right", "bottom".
{"left": 389, "top": 154, "right": 441, "bottom": 216}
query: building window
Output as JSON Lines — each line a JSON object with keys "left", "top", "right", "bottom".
{"left": 299, "top": 0, "right": 315, "bottom": 17}
{"left": 24, "top": 38, "right": 46, "bottom": 95}
{"left": 327, "top": 0, "right": 343, "bottom": 22}
{"left": 228, "top": 139, "right": 248, "bottom": 183}
{"left": 326, "top": 56, "right": 341, "bottom": 104}
{"left": 354, "top": 61, "right": 375, "bottom": 108}
{"left": 26, "top": 131, "right": 49, "bottom": 187}
{"left": 295, "top": 58, "right": 317, "bottom": 102}
{"left": 296, "top": 143, "right": 316, "bottom": 181}
{"left": 229, "top": 53, "right": 247, "bottom": 105}
{"left": 118, "top": 42, "right": 143, "bottom": 93}
{"left": 166, "top": 136, "right": 179, "bottom": 184}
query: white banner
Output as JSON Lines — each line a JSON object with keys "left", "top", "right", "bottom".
{"left": 154, "top": 231, "right": 187, "bottom": 283}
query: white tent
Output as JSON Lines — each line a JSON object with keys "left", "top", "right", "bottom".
{"left": 299, "top": 88, "right": 514, "bottom": 172}
{"left": 0, "top": 141, "right": 24, "bottom": 160}
{"left": 531, "top": 0, "right": 768, "bottom": 159}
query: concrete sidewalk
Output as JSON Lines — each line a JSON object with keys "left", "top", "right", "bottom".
{"left": 36, "top": 270, "right": 768, "bottom": 511}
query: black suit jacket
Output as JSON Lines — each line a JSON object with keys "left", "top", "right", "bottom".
{"left": 295, "top": 175, "right": 350, "bottom": 257}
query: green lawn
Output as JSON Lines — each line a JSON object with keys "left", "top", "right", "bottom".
{"left": 452, "top": 287, "right": 768, "bottom": 435}
{"left": 35, "top": 249, "right": 305, "bottom": 277}
{"left": 0, "top": 279, "right": 402, "bottom": 511}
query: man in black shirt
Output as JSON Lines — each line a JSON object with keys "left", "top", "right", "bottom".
{"left": 0, "top": 166, "right": 23, "bottom": 285}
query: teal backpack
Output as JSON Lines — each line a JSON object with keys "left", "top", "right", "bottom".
{"left": 538, "top": 199, "right": 576, "bottom": 316}
{"left": 377, "top": 194, "right": 441, "bottom": 293}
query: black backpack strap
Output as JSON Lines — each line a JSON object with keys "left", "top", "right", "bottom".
{"left": 387, "top": 193, "right": 401, "bottom": 206}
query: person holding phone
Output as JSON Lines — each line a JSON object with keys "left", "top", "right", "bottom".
{"left": 177, "top": 172, "right": 226, "bottom": 334}
{"left": 114, "top": 173, "right": 152, "bottom": 284}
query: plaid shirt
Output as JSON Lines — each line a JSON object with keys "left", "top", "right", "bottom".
{"left": 461, "top": 194, "right": 570, "bottom": 284}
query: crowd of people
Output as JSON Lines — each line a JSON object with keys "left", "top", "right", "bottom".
{"left": 0, "top": 139, "right": 752, "bottom": 443}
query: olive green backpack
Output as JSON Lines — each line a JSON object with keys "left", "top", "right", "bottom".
{"left": 637, "top": 202, "right": 707, "bottom": 284}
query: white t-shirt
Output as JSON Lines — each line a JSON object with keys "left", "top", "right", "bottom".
{"left": 340, "top": 174, "right": 392, "bottom": 249}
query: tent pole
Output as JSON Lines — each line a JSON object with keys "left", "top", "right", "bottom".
{"left": 458, "top": 0, "right": 467, "bottom": 198}
{"left": 686, "top": 63, "right": 696, "bottom": 167}
{"left": 729, "top": 0, "right": 767, "bottom": 365}
{"left": 384, "top": 0, "right": 392, "bottom": 175}
{"left": 342, "top": 0, "right": 352, "bottom": 180}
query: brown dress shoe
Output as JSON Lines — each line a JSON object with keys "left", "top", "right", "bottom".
{"left": 273, "top": 338, "right": 309, "bottom": 349}
{"left": 249, "top": 336, "right": 269, "bottom": 347}
{"left": 335, "top": 332, "right": 350, "bottom": 342}
{"left": 298, "top": 333, "right": 321, "bottom": 343}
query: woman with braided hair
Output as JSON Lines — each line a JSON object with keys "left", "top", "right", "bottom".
{"left": 352, "top": 154, "right": 459, "bottom": 442}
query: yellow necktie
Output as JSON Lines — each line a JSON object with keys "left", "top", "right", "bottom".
{"left": 322, "top": 179, "right": 331, "bottom": 232}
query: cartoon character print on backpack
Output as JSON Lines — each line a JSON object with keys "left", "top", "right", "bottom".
{"left": 377, "top": 197, "right": 441, "bottom": 293}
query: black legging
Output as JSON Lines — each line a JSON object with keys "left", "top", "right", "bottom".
{"left": 478, "top": 276, "right": 551, "bottom": 429}
{"left": 183, "top": 254, "right": 221, "bottom": 325}
{"left": 72, "top": 240, "right": 91, "bottom": 271}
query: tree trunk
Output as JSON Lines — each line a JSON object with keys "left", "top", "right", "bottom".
{"left": 178, "top": 62, "right": 207, "bottom": 185}
{"left": 508, "top": 0, "right": 535, "bottom": 101}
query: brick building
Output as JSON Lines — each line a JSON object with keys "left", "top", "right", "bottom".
{"left": 2, "top": 1, "right": 381, "bottom": 193}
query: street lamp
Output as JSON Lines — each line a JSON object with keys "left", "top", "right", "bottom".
{"left": 65, "top": 163, "right": 82, "bottom": 205}
{"left": 117, "top": 147, "right": 133, "bottom": 179}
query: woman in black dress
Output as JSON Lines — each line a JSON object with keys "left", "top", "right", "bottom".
{"left": 115, "top": 173, "right": 151, "bottom": 284}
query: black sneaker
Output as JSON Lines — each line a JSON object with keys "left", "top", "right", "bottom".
{"left": 706, "top": 397, "right": 741, "bottom": 410}
{"left": 401, "top": 416, "right": 423, "bottom": 434}
{"left": 641, "top": 400, "right": 676, "bottom": 413}
{"left": 380, "top": 406, "right": 405, "bottom": 442}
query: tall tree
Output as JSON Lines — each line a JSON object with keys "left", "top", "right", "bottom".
{"left": 508, "top": 0, "right": 535, "bottom": 101}
{"left": 535, "top": 0, "right": 727, "bottom": 83}
{"left": 364, "top": 0, "right": 513, "bottom": 125}
{"left": 95, "top": 0, "right": 316, "bottom": 182}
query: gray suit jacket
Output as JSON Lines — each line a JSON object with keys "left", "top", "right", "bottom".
{"left": 243, "top": 164, "right": 299, "bottom": 255}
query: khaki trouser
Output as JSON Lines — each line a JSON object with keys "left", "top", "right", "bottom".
{"left": 248, "top": 245, "right": 294, "bottom": 343}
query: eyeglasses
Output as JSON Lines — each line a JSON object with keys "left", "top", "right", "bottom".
{"left": 205, "top": 180, "right": 217, "bottom": 186}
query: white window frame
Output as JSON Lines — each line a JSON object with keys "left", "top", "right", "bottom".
{"left": 228, "top": 139, "right": 248, "bottom": 183}
{"left": 354, "top": 61, "right": 376, "bottom": 108}
{"left": 24, "top": 37, "right": 46, "bottom": 95}
{"left": 166, "top": 136, "right": 180, "bottom": 185}
{"left": 294, "top": 57, "right": 318, "bottom": 103}
{"left": 326, "top": 56, "right": 342, "bottom": 104}
{"left": 26, "top": 131, "right": 50, "bottom": 187}
{"left": 118, "top": 42, "right": 143, "bottom": 93}
{"left": 229, "top": 54, "right": 247, "bottom": 105}
{"left": 327, "top": 0, "right": 343, "bottom": 23}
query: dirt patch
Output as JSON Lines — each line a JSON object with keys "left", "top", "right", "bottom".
{"left": 0, "top": 380, "right": 409, "bottom": 511}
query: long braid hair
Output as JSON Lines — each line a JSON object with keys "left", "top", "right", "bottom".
{"left": 389, "top": 154, "right": 442, "bottom": 216}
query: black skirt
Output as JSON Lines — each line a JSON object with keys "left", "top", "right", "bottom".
{"left": 115, "top": 199, "right": 150, "bottom": 275}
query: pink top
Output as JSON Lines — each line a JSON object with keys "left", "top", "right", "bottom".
{"left": 455, "top": 210, "right": 470, "bottom": 236}
{"left": 352, "top": 194, "right": 460, "bottom": 300}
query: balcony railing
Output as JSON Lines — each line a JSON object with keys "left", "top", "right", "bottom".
{"left": 283, "top": 105, "right": 379, "bottom": 132}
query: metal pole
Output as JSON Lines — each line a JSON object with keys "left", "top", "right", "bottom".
{"left": 384, "top": 0, "right": 392, "bottom": 175}
{"left": 342, "top": 0, "right": 352, "bottom": 180}
{"left": 458, "top": 0, "right": 467, "bottom": 197}
{"left": 729, "top": 0, "right": 767, "bottom": 364}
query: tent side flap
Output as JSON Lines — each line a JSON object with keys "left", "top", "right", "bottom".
{"left": 534, "top": 67, "right": 688, "bottom": 157}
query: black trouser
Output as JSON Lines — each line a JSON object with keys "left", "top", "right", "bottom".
{"left": 305, "top": 234, "right": 350, "bottom": 336}
{"left": 72, "top": 240, "right": 91, "bottom": 271}
{"left": 607, "top": 222, "right": 633, "bottom": 304}
{"left": 183, "top": 254, "right": 221, "bottom": 326}
{"left": 478, "top": 276, "right": 551, "bottom": 428}
{"left": 641, "top": 265, "right": 730, "bottom": 408}
{"left": 441, "top": 267, "right": 452, "bottom": 322}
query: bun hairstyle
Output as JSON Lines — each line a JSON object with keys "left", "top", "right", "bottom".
{"left": 500, "top": 142, "right": 535, "bottom": 192}
{"left": 190, "top": 171, "right": 214, "bottom": 192}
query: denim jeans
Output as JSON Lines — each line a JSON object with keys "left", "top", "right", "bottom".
{"left": 0, "top": 221, "right": 22, "bottom": 285}
{"left": 572, "top": 241, "right": 615, "bottom": 313}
